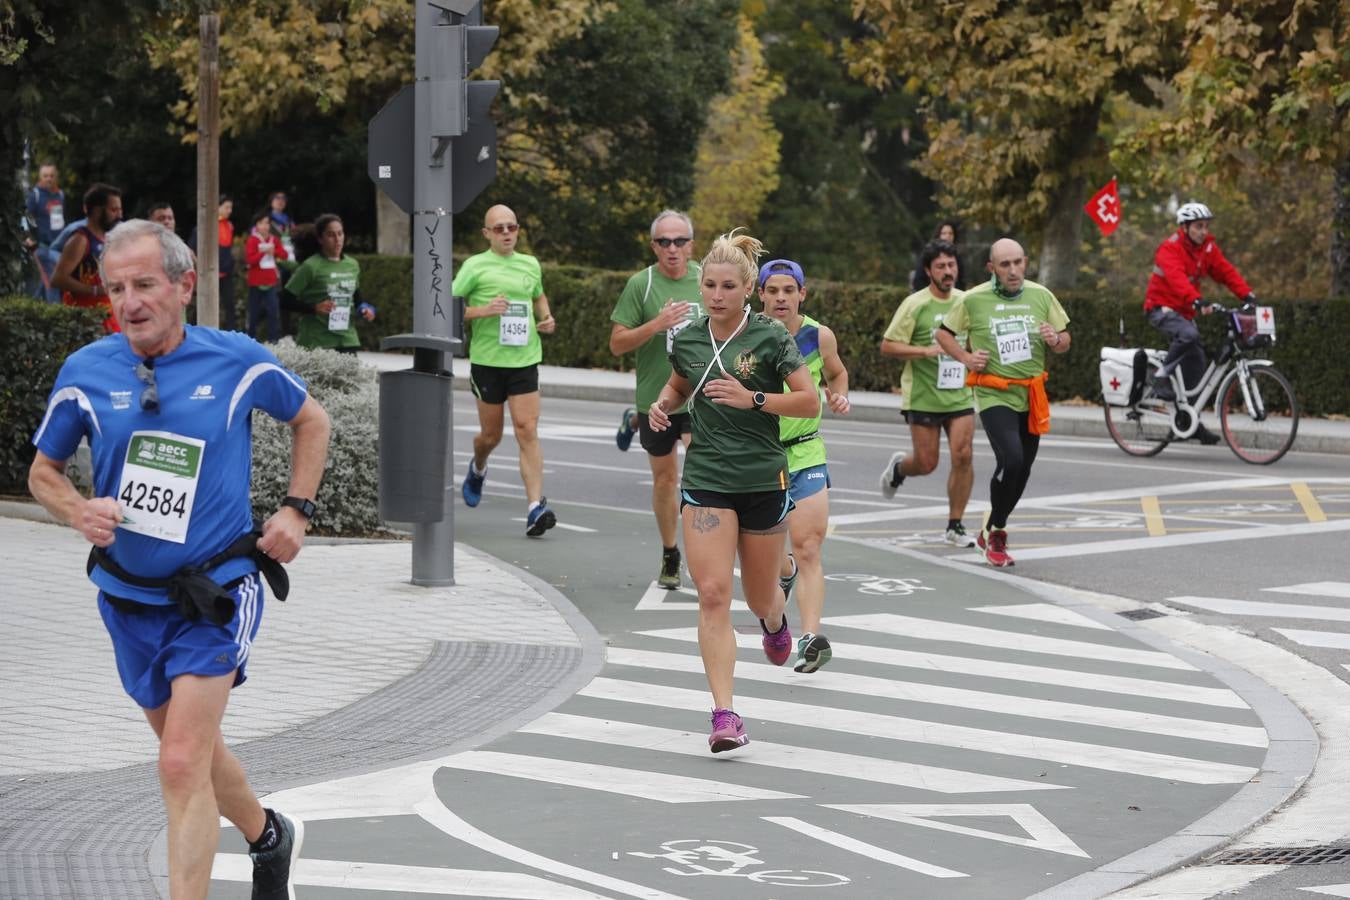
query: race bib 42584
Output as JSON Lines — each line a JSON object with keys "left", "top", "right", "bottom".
{"left": 116, "top": 431, "right": 206, "bottom": 544}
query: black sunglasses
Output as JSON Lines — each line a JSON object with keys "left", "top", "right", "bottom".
{"left": 135, "top": 358, "right": 159, "bottom": 413}
{"left": 654, "top": 237, "right": 692, "bottom": 248}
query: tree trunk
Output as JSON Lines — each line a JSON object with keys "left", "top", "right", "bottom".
{"left": 1333, "top": 158, "right": 1350, "bottom": 298}
{"left": 1037, "top": 103, "right": 1102, "bottom": 292}
{"left": 1038, "top": 173, "right": 1086, "bottom": 291}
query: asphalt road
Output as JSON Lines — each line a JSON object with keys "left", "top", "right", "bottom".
{"left": 209, "top": 394, "right": 1346, "bottom": 899}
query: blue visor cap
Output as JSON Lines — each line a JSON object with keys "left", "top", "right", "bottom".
{"left": 757, "top": 259, "right": 805, "bottom": 289}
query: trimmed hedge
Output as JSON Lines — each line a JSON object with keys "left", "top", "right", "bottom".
{"left": 351, "top": 256, "right": 1350, "bottom": 417}
{"left": 0, "top": 299, "right": 108, "bottom": 491}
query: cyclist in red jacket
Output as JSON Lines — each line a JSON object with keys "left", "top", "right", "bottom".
{"left": 1144, "top": 202, "right": 1256, "bottom": 443}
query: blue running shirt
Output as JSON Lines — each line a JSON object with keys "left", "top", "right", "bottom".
{"left": 33, "top": 326, "right": 309, "bottom": 604}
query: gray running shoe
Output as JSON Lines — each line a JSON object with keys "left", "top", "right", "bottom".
{"left": 879, "top": 451, "right": 906, "bottom": 499}
{"left": 658, "top": 547, "right": 681, "bottom": 589}
{"left": 250, "top": 811, "right": 303, "bottom": 900}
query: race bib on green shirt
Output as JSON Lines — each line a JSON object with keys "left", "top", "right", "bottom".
{"left": 328, "top": 302, "right": 351, "bottom": 331}
{"left": 499, "top": 301, "right": 530, "bottom": 346}
{"left": 994, "top": 318, "right": 1032, "bottom": 365}
{"left": 117, "top": 431, "right": 205, "bottom": 544}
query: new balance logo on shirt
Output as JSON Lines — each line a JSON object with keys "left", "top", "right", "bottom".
{"left": 190, "top": 385, "right": 215, "bottom": 400}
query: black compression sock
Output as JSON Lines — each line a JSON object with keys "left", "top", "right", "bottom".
{"left": 947, "top": 519, "right": 960, "bottom": 531}
{"left": 249, "top": 808, "right": 280, "bottom": 854}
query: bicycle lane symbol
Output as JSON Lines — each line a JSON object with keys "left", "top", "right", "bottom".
{"left": 627, "top": 839, "right": 850, "bottom": 888}
{"left": 825, "top": 573, "right": 935, "bottom": 597}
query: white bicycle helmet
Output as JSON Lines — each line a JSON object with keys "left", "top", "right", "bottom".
{"left": 1176, "top": 202, "right": 1213, "bottom": 224}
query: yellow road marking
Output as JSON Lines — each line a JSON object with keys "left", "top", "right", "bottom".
{"left": 1141, "top": 496, "right": 1166, "bottom": 536}
{"left": 1292, "top": 482, "right": 1328, "bottom": 523}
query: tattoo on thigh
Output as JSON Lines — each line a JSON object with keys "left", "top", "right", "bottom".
{"left": 692, "top": 507, "right": 721, "bottom": 533}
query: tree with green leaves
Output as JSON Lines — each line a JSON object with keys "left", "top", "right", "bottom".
{"left": 755, "top": 0, "right": 934, "bottom": 284}
{"left": 1119, "top": 0, "right": 1349, "bottom": 296}
{"left": 849, "top": 0, "right": 1183, "bottom": 290}
{"left": 688, "top": 14, "right": 784, "bottom": 241}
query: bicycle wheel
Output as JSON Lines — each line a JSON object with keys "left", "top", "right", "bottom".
{"left": 1104, "top": 399, "right": 1172, "bottom": 457}
{"left": 1219, "top": 366, "right": 1298, "bottom": 465}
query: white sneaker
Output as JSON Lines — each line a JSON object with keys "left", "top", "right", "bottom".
{"left": 944, "top": 523, "right": 977, "bottom": 547}
{"left": 879, "top": 451, "right": 906, "bottom": 499}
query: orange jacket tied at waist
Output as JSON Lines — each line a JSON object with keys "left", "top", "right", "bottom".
{"left": 965, "top": 370, "right": 1051, "bottom": 435}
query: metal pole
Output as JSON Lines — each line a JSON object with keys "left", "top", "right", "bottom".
{"left": 409, "top": 1, "right": 456, "bottom": 586}
{"left": 196, "top": 14, "right": 220, "bottom": 328}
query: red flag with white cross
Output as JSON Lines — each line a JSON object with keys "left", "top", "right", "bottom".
{"left": 1084, "top": 178, "right": 1121, "bottom": 236}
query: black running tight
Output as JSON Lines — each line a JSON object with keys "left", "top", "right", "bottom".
{"left": 979, "top": 406, "right": 1040, "bottom": 530}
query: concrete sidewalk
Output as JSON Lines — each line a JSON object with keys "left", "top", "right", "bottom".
{"left": 359, "top": 351, "right": 1350, "bottom": 455}
{"left": 0, "top": 510, "right": 603, "bottom": 898}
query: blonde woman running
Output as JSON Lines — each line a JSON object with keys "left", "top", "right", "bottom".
{"left": 648, "top": 230, "right": 820, "bottom": 752}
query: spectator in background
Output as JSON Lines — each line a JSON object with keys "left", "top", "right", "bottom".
{"left": 245, "top": 207, "right": 289, "bottom": 342}
{"left": 912, "top": 220, "right": 965, "bottom": 291}
{"left": 282, "top": 213, "right": 374, "bottom": 353}
{"left": 189, "top": 194, "right": 239, "bottom": 330}
{"left": 52, "top": 182, "right": 123, "bottom": 333}
{"left": 146, "top": 201, "right": 177, "bottom": 235}
{"left": 23, "top": 162, "right": 65, "bottom": 302}
{"left": 268, "top": 191, "right": 296, "bottom": 269}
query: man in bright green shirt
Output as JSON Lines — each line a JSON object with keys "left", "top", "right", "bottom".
{"left": 453, "top": 204, "right": 559, "bottom": 537}
{"left": 608, "top": 210, "right": 703, "bottom": 588}
{"left": 879, "top": 239, "right": 978, "bottom": 547}
{"left": 936, "top": 237, "right": 1071, "bottom": 567}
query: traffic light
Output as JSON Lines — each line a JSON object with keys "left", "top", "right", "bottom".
{"left": 368, "top": 0, "right": 500, "bottom": 214}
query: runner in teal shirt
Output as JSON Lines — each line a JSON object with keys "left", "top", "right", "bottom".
{"left": 758, "top": 259, "right": 850, "bottom": 674}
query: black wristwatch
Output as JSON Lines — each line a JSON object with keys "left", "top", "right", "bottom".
{"left": 751, "top": 391, "right": 767, "bottom": 411}
{"left": 281, "top": 496, "right": 317, "bottom": 519}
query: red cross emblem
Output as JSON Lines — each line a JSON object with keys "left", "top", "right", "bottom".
{"left": 1261, "top": 309, "right": 1271, "bottom": 322}
{"left": 1109, "top": 377, "right": 1121, "bottom": 390}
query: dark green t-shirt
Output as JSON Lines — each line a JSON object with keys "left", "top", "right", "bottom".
{"left": 285, "top": 254, "right": 362, "bottom": 350}
{"left": 609, "top": 263, "right": 703, "bottom": 411}
{"left": 670, "top": 312, "right": 806, "bottom": 493}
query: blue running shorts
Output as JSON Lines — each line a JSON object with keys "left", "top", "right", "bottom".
{"left": 789, "top": 463, "right": 831, "bottom": 502}
{"left": 97, "top": 573, "right": 265, "bottom": 709}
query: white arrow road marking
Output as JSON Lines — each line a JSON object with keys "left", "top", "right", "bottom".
{"left": 969, "top": 602, "right": 1113, "bottom": 631}
{"left": 605, "top": 648, "right": 1266, "bottom": 747}
{"left": 519, "top": 712, "right": 1069, "bottom": 794}
{"left": 823, "top": 613, "right": 1197, "bottom": 670}
{"left": 1169, "top": 595, "right": 1350, "bottom": 622}
{"left": 578, "top": 678, "right": 1258, "bottom": 784}
{"left": 635, "top": 627, "right": 1245, "bottom": 708}
{"left": 1265, "top": 582, "right": 1350, "bottom": 599}
{"left": 438, "top": 750, "right": 804, "bottom": 803}
{"left": 827, "top": 803, "right": 1089, "bottom": 858}
{"left": 210, "top": 855, "right": 611, "bottom": 898}
{"left": 415, "top": 795, "right": 690, "bottom": 900}
{"left": 762, "top": 816, "right": 967, "bottom": 879}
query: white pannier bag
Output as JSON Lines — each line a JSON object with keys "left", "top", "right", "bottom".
{"left": 1100, "top": 347, "right": 1147, "bottom": 406}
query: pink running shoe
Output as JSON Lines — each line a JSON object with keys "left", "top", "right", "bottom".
{"left": 709, "top": 708, "right": 749, "bottom": 753}
{"left": 761, "top": 616, "right": 793, "bottom": 666}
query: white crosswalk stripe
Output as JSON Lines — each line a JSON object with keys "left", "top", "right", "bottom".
{"left": 822, "top": 612, "right": 1198, "bottom": 669}
{"left": 605, "top": 647, "right": 1266, "bottom": 747}
{"left": 637, "top": 626, "right": 1245, "bottom": 707}
{"left": 577, "top": 677, "right": 1257, "bottom": 784}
